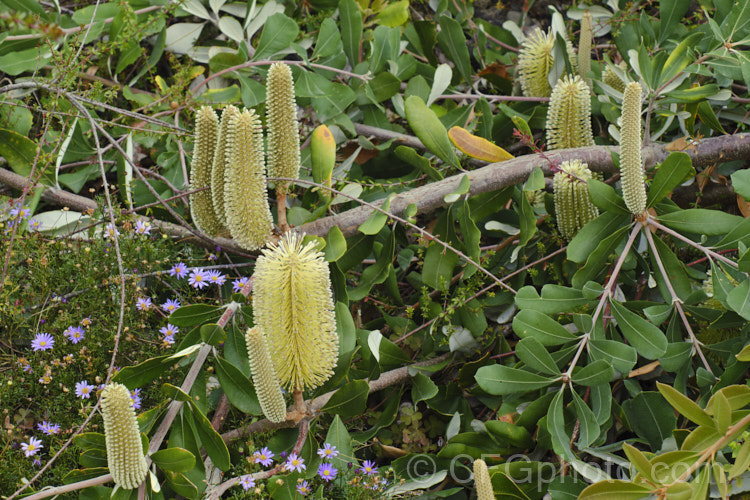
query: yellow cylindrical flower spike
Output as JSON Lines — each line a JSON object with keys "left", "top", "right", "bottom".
{"left": 245, "top": 327, "right": 288, "bottom": 423}
{"left": 211, "top": 105, "right": 240, "bottom": 229}
{"left": 620, "top": 82, "right": 647, "bottom": 215}
{"left": 223, "top": 108, "right": 274, "bottom": 251}
{"left": 553, "top": 160, "right": 599, "bottom": 240}
{"left": 189, "top": 106, "right": 227, "bottom": 237}
{"left": 252, "top": 232, "right": 338, "bottom": 391}
{"left": 101, "top": 383, "right": 148, "bottom": 490}
{"left": 578, "top": 11, "right": 593, "bottom": 91}
{"left": 518, "top": 28, "right": 577, "bottom": 97}
{"left": 266, "top": 62, "right": 301, "bottom": 192}
{"left": 603, "top": 62, "right": 628, "bottom": 93}
{"left": 473, "top": 459, "right": 495, "bottom": 500}
{"left": 311, "top": 125, "right": 336, "bottom": 201}
{"left": 546, "top": 74, "right": 594, "bottom": 150}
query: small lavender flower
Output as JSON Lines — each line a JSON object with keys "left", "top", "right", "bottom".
{"left": 10, "top": 206, "right": 31, "bottom": 220}
{"left": 170, "top": 262, "right": 188, "bottom": 279}
{"left": 80, "top": 316, "right": 92, "bottom": 327}
{"left": 21, "top": 437, "right": 43, "bottom": 457}
{"left": 318, "top": 463, "right": 337, "bottom": 482}
{"left": 358, "top": 460, "right": 377, "bottom": 475}
{"left": 162, "top": 335, "right": 175, "bottom": 346}
{"left": 207, "top": 270, "right": 226, "bottom": 286}
{"left": 317, "top": 443, "right": 339, "bottom": 460}
{"left": 285, "top": 453, "right": 306, "bottom": 473}
{"left": 159, "top": 324, "right": 178, "bottom": 337}
{"left": 32, "top": 457, "right": 41, "bottom": 467}
{"left": 103, "top": 223, "right": 119, "bottom": 239}
{"left": 134, "top": 220, "right": 152, "bottom": 235}
{"left": 75, "top": 380, "right": 95, "bottom": 399}
{"left": 254, "top": 447, "right": 274, "bottom": 467}
{"left": 28, "top": 218, "right": 42, "bottom": 231}
{"left": 296, "top": 480, "right": 311, "bottom": 496}
{"left": 130, "top": 389, "right": 142, "bottom": 410}
{"left": 136, "top": 297, "right": 152, "bottom": 311}
{"left": 232, "top": 276, "right": 249, "bottom": 293}
{"left": 238, "top": 475, "right": 256, "bottom": 491}
{"left": 31, "top": 333, "right": 54, "bottom": 352}
{"left": 188, "top": 269, "right": 209, "bottom": 289}
{"left": 37, "top": 421, "right": 60, "bottom": 435}
{"left": 161, "top": 299, "right": 181, "bottom": 313}
{"left": 64, "top": 326, "right": 85, "bottom": 344}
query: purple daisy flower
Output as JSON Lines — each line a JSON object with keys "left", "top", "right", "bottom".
{"left": 170, "top": 262, "right": 188, "bottom": 279}
{"left": 232, "top": 276, "right": 249, "bottom": 293}
{"left": 31, "top": 333, "right": 54, "bottom": 352}
{"left": 254, "top": 447, "right": 274, "bottom": 467}
{"left": 80, "top": 316, "right": 92, "bottom": 327}
{"left": 134, "top": 220, "right": 152, "bottom": 235}
{"left": 318, "top": 463, "right": 337, "bottom": 482}
{"left": 358, "top": 460, "right": 378, "bottom": 475}
{"left": 285, "top": 453, "right": 306, "bottom": 473}
{"left": 64, "top": 326, "right": 85, "bottom": 344}
{"left": 21, "top": 437, "right": 43, "bottom": 457}
{"left": 188, "top": 268, "right": 209, "bottom": 289}
{"left": 37, "top": 421, "right": 60, "bottom": 435}
{"left": 28, "top": 218, "right": 42, "bottom": 231}
{"left": 75, "top": 380, "right": 95, "bottom": 399}
{"left": 206, "top": 270, "right": 226, "bottom": 286}
{"left": 103, "top": 223, "right": 119, "bottom": 239}
{"left": 130, "top": 388, "right": 142, "bottom": 410}
{"left": 159, "top": 324, "right": 178, "bottom": 337}
{"left": 317, "top": 443, "right": 339, "bottom": 460}
{"left": 136, "top": 297, "right": 152, "bottom": 311}
{"left": 238, "top": 475, "right": 256, "bottom": 490}
{"left": 161, "top": 299, "right": 181, "bottom": 313}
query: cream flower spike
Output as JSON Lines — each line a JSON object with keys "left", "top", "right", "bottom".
{"left": 245, "top": 327, "right": 288, "bottom": 423}
{"left": 223, "top": 108, "right": 274, "bottom": 250}
{"left": 189, "top": 106, "right": 227, "bottom": 237}
{"left": 553, "top": 159, "right": 599, "bottom": 240}
{"left": 101, "top": 383, "right": 148, "bottom": 490}
{"left": 211, "top": 105, "right": 240, "bottom": 229}
{"left": 603, "top": 61, "right": 628, "bottom": 93}
{"left": 473, "top": 459, "right": 495, "bottom": 500}
{"left": 578, "top": 11, "right": 593, "bottom": 92}
{"left": 546, "top": 74, "right": 595, "bottom": 150}
{"left": 518, "top": 28, "right": 577, "bottom": 97}
{"left": 252, "top": 232, "right": 338, "bottom": 391}
{"left": 620, "top": 82, "right": 647, "bottom": 215}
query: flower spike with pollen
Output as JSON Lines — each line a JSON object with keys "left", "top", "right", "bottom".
{"left": 620, "top": 82, "right": 647, "bottom": 215}
{"left": 252, "top": 232, "right": 338, "bottom": 392}
{"left": 266, "top": 62, "right": 301, "bottom": 231}
{"left": 101, "top": 383, "right": 148, "bottom": 489}
{"left": 546, "top": 74, "right": 595, "bottom": 150}
{"left": 553, "top": 160, "right": 599, "bottom": 240}
{"left": 223, "top": 108, "right": 273, "bottom": 250}
{"left": 473, "top": 459, "right": 495, "bottom": 500}
{"left": 189, "top": 106, "right": 227, "bottom": 237}
{"left": 518, "top": 28, "right": 577, "bottom": 97}
{"left": 210, "top": 105, "right": 240, "bottom": 229}
{"left": 603, "top": 61, "right": 628, "bottom": 93}
{"left": 245, "top": 327, "right": 288, "bottom": 423}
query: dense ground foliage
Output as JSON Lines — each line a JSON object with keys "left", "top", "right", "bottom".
{"left": 3, "top": 0, "right": 750, "bottom": 498}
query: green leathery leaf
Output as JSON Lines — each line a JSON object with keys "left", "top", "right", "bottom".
{"left": 404, "top": 95, "right": 459, "bottom": 166}
{"left": 513, "top": 309, "right": 579, "bottom": 345}
{"left": 571, "top": 225, "right": 630, "bottom": 289}
{"left": 659, "top": 32, "right": 704, "bottom": 80}
{"left": 515, "top": 285, "right": 593, "bottom": 315}
{"left": 475, "top": 365, "right": 557, "bottom": 395}
{"left": 214, "top": 357, "right": 262, "bottom": 415}
{"left": 713, "top": 391, "right": 731, "bottom": 435}
{"left": 571, "top": 359, "right": 614, "bottom": 387}
{"left": 411, "top": 372, "right": 439, "bottom": 406}
{"left": 151, "top": 448, "right": 196, "bottom": 473}
{"left": 727, "top": 279, "right": 750, "bottom": 321}
{"left": 312, "top": 18, "right": 342, "bottom": 59}
{"left": 484, "top": 420, "right": 533, "bottom": 449}
{"left": 657, "top": 209, "right": 744, "bottom": 235}
{"left": 113, "top": 354, "right": 172, "bottom": 389}
{"left": 251, "top": 13, "right": 299, "bottom": 61}
{"left": 567, "top": 212, "right": 630, "bottom": 264}
{"left": 325, "top": 415, "right": 358, "bottom": 470}
{"left": 647, "top": 153, "right": 695, "bottom": 207}
{"left": 729, "top": 437, "right": 750, "bottom": 479}
{"left": 321, "top": 379, "right": 369, "bottom": 416}
{"left": 609, "top": 300, "right": 667, "bottom": 359}
{"left": 443, "top": 174, "right": 470, "bottom": 203}
{"left": 0, "top": 128, "right": 38, "bottom": 178}
{"left": 358, "top": 194, "right": 393, "bottom": 235}
{"left": 659, "top": 342, "right": 693, "bottom": 372}
{"left": 164, "top": 471, "right": 199, "bottom": 498}
{"left": 589, "top": 339, "right": 637, "bottom": 374}
{"left": 458, "top": 199, "right": 481, "bottom": 278}
{"left": 578, "top": 480, "right": 653, "bottom": 500}
{"left": 168, "top": 304, "right": 222, "bottom": 327}
{"left": 548, "top": 390, "right": 573, "bottom": 460}
{"left": 622, "top": 391, "right": 676, "bottom": 450}
{"left": 649, "top": 235, "right": 692, "bottom": 302}
{"left": 515, "top": 337, "right": 560, "bottom": 375}
{"left": 518, "top": 187, "right": 537, "bottom": 247}
{"left": 588, "top": 179, "right": 629, "bottom": 214}
{"left": 199, "top": 323, "right": 225, "bottom": 347}
{"left": 394, "top": 145, "right": 443, "bottom": 181}
{"left": 187, "top": 401, "right": 230, "bottom": 471}
{"left": 74, "top": 432, "right": 106, "bottom": 452}
{"left": 622, "top": 443, "right": 656, "bottom": 482}
{"left": 435, "top": 15, "right": 472, "bottom": 84}
{"left": 339, "top": 0, "right": 362, "bottom": 66}
{"left": 422, "top": 242, "right": 459, "bottom": 290}
{"left": 348, "top": 230, "right": 394, "bottom": 301}
{"left": 571, "top": 389, "right": 599, "bottom": 448}
{"left": 324, "top": 226, "right": 347, "bottom": 262}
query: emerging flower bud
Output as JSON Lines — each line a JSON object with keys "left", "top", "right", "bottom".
{"left": 620, "top": 82, "right": 647, "bottom": 215}
{"left": 603, "top": 61, "right": 628, "bottom": 93}
{"left": 211, "top": 105, "right": 240, "bottom": 230}
{"left": 252, "top": 232, "right": 338, "bottom": 391}
{"left": 553, "top": 160, "right": 599, "bottom": 240}
{"left": 189, "top": 106, "right": 228, "bottom": 237}
{"left": 245, "top": 326, "right": 288, "bottom": 423}
{"left": 546, "top": 74, "right": 594, "bottom": 150}
{"left": 473, "top": 459, "right": 494, "bottom": 500}
{"left": 518, "top": 28, "right": 577, "bottom": 97}
{"left": 101, "top": 383, "right": 148, "bottom": 489}
{"left": 266, "top": 62, "right": 301, "bottom": 193}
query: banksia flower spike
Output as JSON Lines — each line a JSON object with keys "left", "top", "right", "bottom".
{"left": 578, "top": 11, "right": 593, "bottom": 92}
{"left": 252, "top": 232, "right": 338, "bottom": 392}
{"left": 603, "top": 61, "right": 628, "bottom": 93}
{"left": 266, "top": 62, "right": 301, "bottom": 231}
{"left": 245, "top": 327, "right": 288, "bottom": 423}
{"left": 518, "top": 28, "right": 577, "bottom": 97}
{"left": 473, "top": 459, "right": 495, "bottom": 500}
{"left": 553, "top": 160, "right": 599, "bottom": 240}
{"left": 223, "top": 108, "right": 274, "bottom": 250}
{"left": 101, "top": 383, "right": 148, "bottom": 490}
{"left": 620, "top": 82, "right": 647, "bottom": 215}
{"left": 211, "top": 105, "right": 240, "bottom": 229}
{"left": 189, "top": 106, "right": 227, "bottom": 237}
{"left": 546, "top": 74, "right": 594, "bottom": 150}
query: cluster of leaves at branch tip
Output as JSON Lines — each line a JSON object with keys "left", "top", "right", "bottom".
{"left": 603, "top": 61, "right": 627, "bottom": 93}
{"left": 101, "top": 383, "right": 148, "bottom": 490}
{"left": 251, "top": 232, "right": 338, "bottom": 392}
{"left": 266, "top": 62, "right": 301, "bottom": 193}
{"left": 189, "top": 106, "right": 227, "bottom": 238}
{"left": 577, "top": 11, "right": 593, "bottom": 92}
{"left": 620, "top": 82, "right": 647, "bottom": 215}
{"left": 517, "top": 28, "right": 577, "bottom": 98}
{"left": 245, "top": 326, "right": 288, "bottom": 423}
{"left": 546, "top": 74, "right": 594, "bottom": 150}
{"left": 473, "top": 459, "right": 494, "bottom": 500}
{"left": 553, "top": 160, "right": 599, "bottom": 240}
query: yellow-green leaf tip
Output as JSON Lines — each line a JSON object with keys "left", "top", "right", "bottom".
{"left": 224, "top": 108, "right": 274, "bottom": 251}
{"left": 473, "top": 459, "right": 494, "bottom": 500}
{"left": 266, "top": 62, "right": 301, "bottom": 192}
{"left": 546, "top": 74, "right": 594, "bottom": 150}
{"left": 245, "top": 326, "right": 288, "bottom": 423}
{"left": 252, "top": 232, "right": 338, "bottom": 391}
{"left": 189, "top": 106, "right": 228, "bottom": 237}
{"left": 101, "top": 383, "right": 148, "bottom": 490}
{"left": 554, "top": 159, "right": 599, "bottom": 240}
{"left": 620, "top": 82, "right": 647, "bottom": 215}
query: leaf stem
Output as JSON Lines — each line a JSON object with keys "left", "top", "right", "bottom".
{"left": 645, "top": 217, "right": 739, "bottom": 269}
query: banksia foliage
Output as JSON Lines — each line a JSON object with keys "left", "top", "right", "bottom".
{"left": 189, "top": 106, "right": 227, "bottom": 237}
{"left": 266, "top": 63, "right": 301, "bottom": 191}
{"left": 518, "top": 28, "right": 577, "bottom": 97}
{"left": 546, "top": 74, "right": 594, "bottom": 150}
{"left": 245, "top": 327, "right": 288, "bottom": 423}
{"left": 554, "top": 160, "right": 599, "bottom": 240}
{"left": 211, "top": 105, "right": 240, "bottom": 229}
{"left": 252, "top": 232, "right": 338, "bottom": 391}
{"left": 223, "top": 108, "right": 274, "bottom": 250}
{"left": 578, "top": 11, "right": 593, "bottom": 91}
{"left": 473, "top": 459, "right": 494, "bottom": 500}
{"left": 620, "top": 82, "right": 647, "bottom": 215}
{"left": 101, "top": 383, "right": 148, "bottom": 490}
{"left": 603, "top": 62, "right": 628, "bottom": 93}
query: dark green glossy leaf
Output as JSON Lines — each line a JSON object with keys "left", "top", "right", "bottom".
{"left": 609, "top": 300, "right": 668, "bottom": 359}
{"left": 622, "top": 391, "right": 676, "bottom": 450}
{"left": 339, "top": 0, "right": 362, "bottom": 66}
{"left": 151, "top": 447, "right": 196, "bottom": 473}
{"left": 647, "top": 152, "right": 694, "bottom": 207}
{"left": 411, "top": 372, "right": 439, "bottom": 406}
{"left": 571, "top": 359, "right": 614, "bottom": 387}
{"left": 199, "top": 323, "right": 225, "bottom": 347}
{"left": 567, "top": 212, "right": 630, "bottom": 264}
{"left": 113, "top": 354, "right": 172, "bottom": 389}
{"left": 321, "top": 379, "right": 369, "bottom": 416}
{"left": 571, "top": 389, "right": 599, "bottom": 448}
{"left": 657, "top": 209, "right": 744, "bottom": 235}
{"left": 588, "top": 179, "right": 629, "bottom": 214}
{"left": 589, "top": 339, "right": 637, "bottom": 374}
{"left": 252, "top": 13, "right": 299, "bottom": 61}
{"left": 168, "top": 304, "right": 222, "bottom": 327}
{"left": 516, "top": 337, "right": 560, "bottom": 375}
{"left": 348, "top": 230, "right": 394, "bottom": 300}
{"left": 214, "top": 356, "right": 262, "bottom": 415}
{"left": 187, "top": 401, "right": 230, "bottom": 471}
{"left": 435, "top": 15, "right": 472, "bottom": 83}
{"left": 727, "top": 279, "right": 750, "bottom": 320}
{"left": 475, "top": 365, "right": 557, "bottom": 395}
